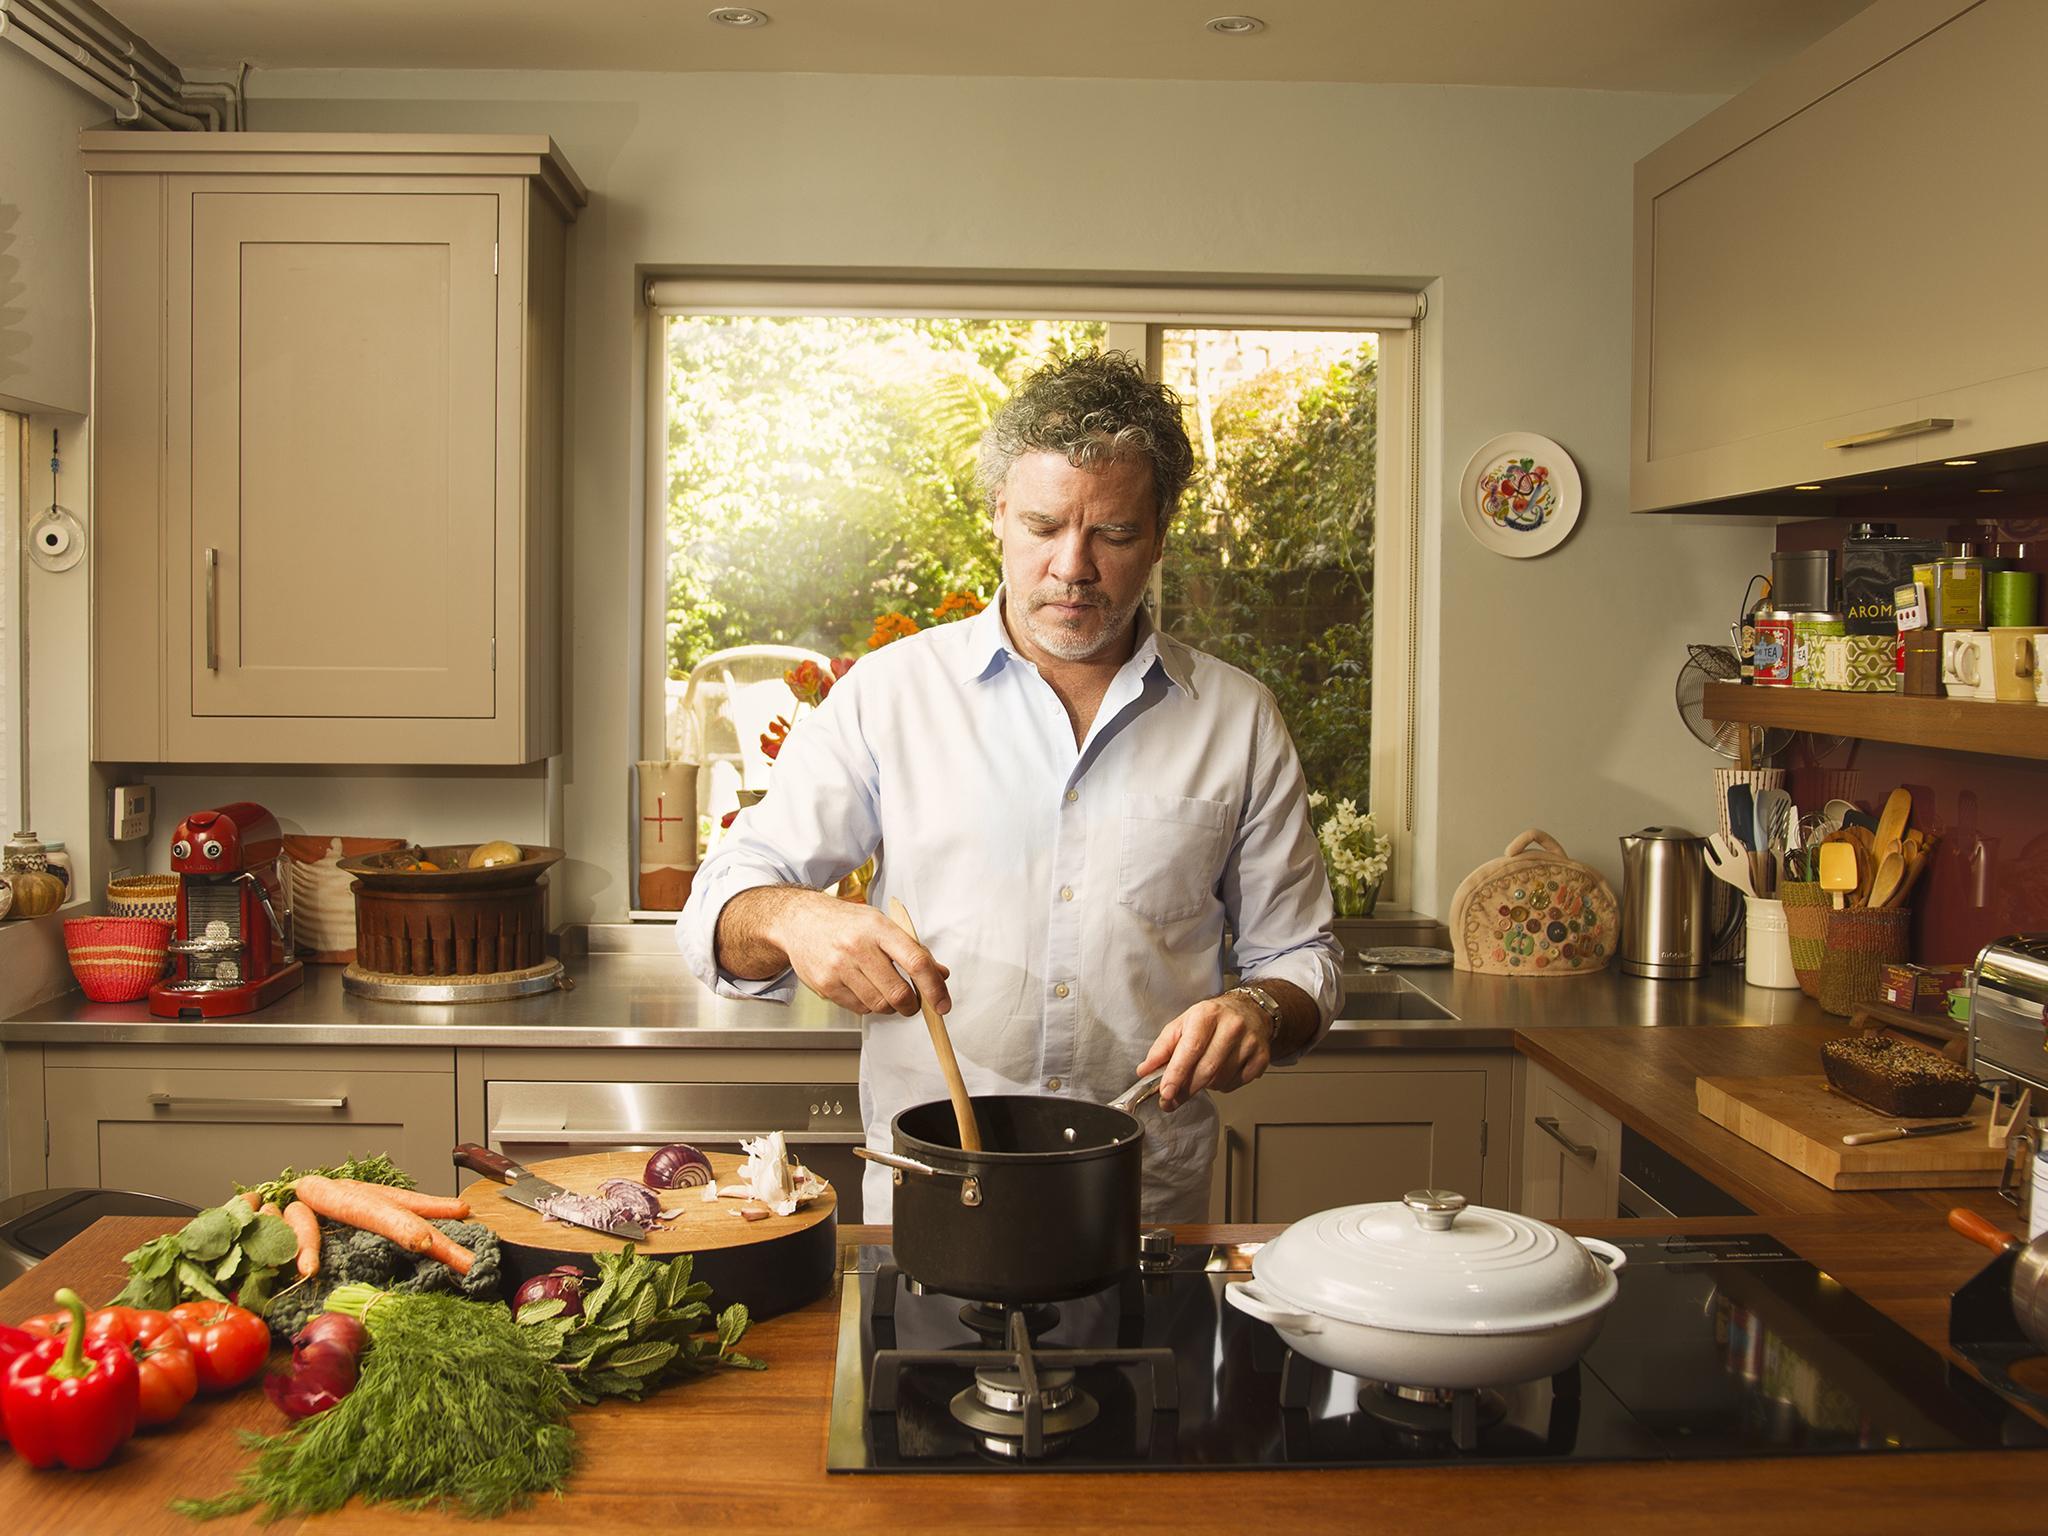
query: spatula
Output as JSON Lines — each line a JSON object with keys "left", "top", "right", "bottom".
{"left": 886, "top": 897, "right": 983, "bottom": 1152}
{"left": 1818, "top": 841, "right": 1860, "bottom": 910}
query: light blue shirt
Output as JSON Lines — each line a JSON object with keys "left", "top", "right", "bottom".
{"left": 677, "top": 592, "right": 1341, "bottom": 1222}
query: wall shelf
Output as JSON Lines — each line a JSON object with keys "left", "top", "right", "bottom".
{"left": 1702, "top": 682, "right": 2048, "bottom": 762}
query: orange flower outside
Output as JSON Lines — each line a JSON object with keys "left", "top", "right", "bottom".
{"left": 932, "top": 590, "right": 987, "bottom": 623}
{"left": 867, "top": 612, "right": 921, "bottom": 650}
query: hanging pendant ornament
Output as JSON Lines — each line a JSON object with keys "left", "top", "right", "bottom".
{"left": 29, "top": 429, "right": 85, "bottom": 574}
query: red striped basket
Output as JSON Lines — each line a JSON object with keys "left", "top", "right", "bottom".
{"left": 64, "top": 917, "right": 173, "bottom": 1003}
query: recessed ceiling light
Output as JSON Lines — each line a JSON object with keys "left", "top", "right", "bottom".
{"left": 1977, "top": 486, "right": 2005, "bottom": 493}
{"left": 708, "top": 6, "right": 769, "bottom": 26}
{"left": 1206, "top": 15, "right": 1266, "bottom": 35}
{"left": 1793, "top": 484, "right": 1823, "bottom": 491}
{"left": 1942, "top": 458, "right": 1979, "bottom": 466}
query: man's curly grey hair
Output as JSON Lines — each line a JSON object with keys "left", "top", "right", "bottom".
{"left": 976, "top": 351, "right": 1195, "bottom": 534}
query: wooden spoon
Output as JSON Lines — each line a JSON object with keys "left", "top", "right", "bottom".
{"left": 1873, "top": 786, "right": 1912, "bottom": 864}
{"left": 886, "top": 897, "right": 983, "bottom": 1152}
{"left": 1868, "top": 850, "right": 1905, "bottom": 911}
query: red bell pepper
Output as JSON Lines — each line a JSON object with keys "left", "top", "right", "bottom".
{"left": 2, "top": 1289, "right": 140, "bottom": 1469}
{"left": 0, "top": 1322, "right": 32, "bottom": 1445}
{"left": 167, "top": 1300, "right": 270, "bottom": 1393}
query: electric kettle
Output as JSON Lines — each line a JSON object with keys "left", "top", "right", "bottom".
{"left": 1618, "top": 827, "right": 1737, "bottom": 980}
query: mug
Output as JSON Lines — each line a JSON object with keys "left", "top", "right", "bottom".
{"left": 2036, "top": 633, "right": 2048, "bottom": 706}
{"left": 1942, "top": 629, "right": 1992, "bottom": 700}
{"left": 1989, "top": 627, "right": 2048, "bottom": 703}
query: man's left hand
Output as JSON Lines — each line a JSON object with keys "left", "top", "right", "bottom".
{"left": 1135, "top": 992, "right": 1274, "bottom": 1112}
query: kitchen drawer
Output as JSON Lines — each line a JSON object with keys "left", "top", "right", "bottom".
{"left": 45, "top": 1063, "right": 458, "bottom": 1205}
{"left": 1520, "top": 1062, "right": 1620, "bottom": 1220}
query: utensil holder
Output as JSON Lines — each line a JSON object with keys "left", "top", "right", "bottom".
{"left": 1779, "top": 881, "right": 1830, "bottom": 997}
{"left": 1743, "top": 897, "right": 1799, "bottom": 989}
{"left": 1816, "top": 906, "right": 1912, "bottom": 1018}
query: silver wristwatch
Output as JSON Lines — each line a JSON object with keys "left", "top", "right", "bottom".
{"left": 1230, "top": 982, "right": 1284, "bottom": 1034}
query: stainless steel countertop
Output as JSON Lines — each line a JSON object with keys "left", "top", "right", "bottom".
{"left": 0, "top": 944, "right": 1832, "bottom": 1050}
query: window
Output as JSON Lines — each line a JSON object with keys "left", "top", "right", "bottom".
{"left": 642, "top": 280, "right": 1422, "bottom": 902}
{"left": 0, "top": 410, "right": 22, "bottom": 841}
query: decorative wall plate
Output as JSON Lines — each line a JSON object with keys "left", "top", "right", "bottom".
{"left": 1459, "top": 433, "right": 1582, "bottom": 558}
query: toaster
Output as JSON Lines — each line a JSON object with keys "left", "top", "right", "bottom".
{"left": 1969, "top": 936, "right": 2048, "bottom": 1096}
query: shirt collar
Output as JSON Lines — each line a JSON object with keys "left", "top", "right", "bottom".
{"left": 960, "top": 586, "right": 1197, "bottom": 698}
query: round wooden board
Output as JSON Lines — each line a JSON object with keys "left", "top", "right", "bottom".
{"left": 459, "top": 1150, "right": 839, "bottom": 1319}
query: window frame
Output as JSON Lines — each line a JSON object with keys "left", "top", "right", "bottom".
{"left": 0, "top": 410, "right": 23, "bottom": 842}
{"left": 640, "top": 278, "right": 1423, "bottom": 910}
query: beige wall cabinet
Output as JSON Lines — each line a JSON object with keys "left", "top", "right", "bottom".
{"left": 1208, "top": 1052, "right": 1510, "bottom": 1223}
{"left": 1631, "top": 0, "right": 2048, "bottom": 511}
{"left": 85, "top": 135, "right": 583, "bottom": 764}
{"left": 34, "top": 1045, "right": 458, "bottom": 1207}
{"left": 1518, "top": 1059, "right": 1619, "bottom": 1221}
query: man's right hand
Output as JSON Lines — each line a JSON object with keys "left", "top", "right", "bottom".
{"left": 715, "top": 886, "right": 951, "bottom": 1018}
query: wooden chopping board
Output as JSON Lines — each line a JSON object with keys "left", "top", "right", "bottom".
{"left": 1695, "top": 1075, "right": 2004, "bottom": 1190}
{"left": 458, "top": 1150, "right": 838, "bottom": 1318}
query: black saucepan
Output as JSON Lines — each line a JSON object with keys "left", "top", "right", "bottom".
{"left": 859, "top": 1094, "right": 1145, "bottom": 1304}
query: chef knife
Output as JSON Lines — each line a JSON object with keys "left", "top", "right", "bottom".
{"left": 452, "top": 1142, "right": 648, "bottom": 1240}
{"left": 1839, "top": 1119, "right": 1973, "bottom": 1146}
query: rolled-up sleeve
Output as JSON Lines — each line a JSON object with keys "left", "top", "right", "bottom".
{"left": 1220, "top": 689, "right": 1342, "bottom": 1061}
{"left": 676, "top": 670, "right": 885, "bottom": 1002}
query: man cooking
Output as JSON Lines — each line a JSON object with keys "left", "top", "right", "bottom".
{"left": 677, "top": 350, "right": 1342, "bottom": 1223}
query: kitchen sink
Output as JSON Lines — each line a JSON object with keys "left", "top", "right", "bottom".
{"left": 1334, "top": 972, "right": 1455, "bottom": 1021}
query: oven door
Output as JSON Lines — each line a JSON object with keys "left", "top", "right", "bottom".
{"left": 487, "top": 1080, "right": 866, "bottom": 1222}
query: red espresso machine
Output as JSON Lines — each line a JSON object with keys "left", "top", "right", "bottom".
{"left": 149, "top": 802, "right": 305, "bottom": 1018}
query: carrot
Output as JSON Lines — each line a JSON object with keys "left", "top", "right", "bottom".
{"left": 292, "top": 1175, "right": 436, "bottom": 1255}
{"left": 325, "top": 1180, "right": 470, "bottom": 1220}
{"left": 282, "top": 1199, "right": 323, "bottom": 1278}
{"left": 259, "top": 1200, "right": 284, "bottom": 1220}
{"left": 421, "top": 1227, "right": 476, "bottom": 1276}
{"left": 237, "top": 1189, "right": 263, "bottom": 1212}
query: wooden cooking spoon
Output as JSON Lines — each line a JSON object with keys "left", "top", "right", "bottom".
{"left": 886, "top": 897, "right": 983, "bottom": 1152}
{"left": 1873, "top": 786, "right": 1912, "bottom": 864}
{"left": 1867, "top": 850, "right": 1905, "bottom": 911}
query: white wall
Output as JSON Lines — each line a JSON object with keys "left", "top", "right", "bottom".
{"left": 233, "top": 71, "right": 1775, "bottom": 918}
{"left": 0, "top": 47, "right": 95, "bottom": 416}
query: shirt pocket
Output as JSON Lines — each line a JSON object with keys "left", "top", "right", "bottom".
{"left": 1117, "top": 792, "right": 1233, "bottom": 925}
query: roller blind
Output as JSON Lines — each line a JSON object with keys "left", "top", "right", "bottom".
{"left": 643, "top": 276, "right": 1422, "bottom": 330}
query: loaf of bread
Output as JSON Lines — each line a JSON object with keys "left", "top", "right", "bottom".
{"left": 1820, "top": 1034, "right": 1977, "bottom": 1118}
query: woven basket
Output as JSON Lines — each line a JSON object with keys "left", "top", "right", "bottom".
{"left": 1816, "top": 906, "right": 1912, "bottom": 1019}
{"left": 1779, "top": 882, "right": 1831, "bottom": 998}
{"left": 64, "top": 916, "right": 172, "bottom": 1003}
{"left": 106, "top": 874, "right": 180, "bottom": 924}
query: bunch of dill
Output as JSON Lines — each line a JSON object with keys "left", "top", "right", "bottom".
{"left": 174, "top": 1290, "right": 576, "bottom": 1522}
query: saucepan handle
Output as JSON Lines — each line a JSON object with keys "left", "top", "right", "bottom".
{"left": 1224, "top": 1279, "right": 1321, "bottom": 1333}
{"left": 1578, "top": 1237, "right": 1629, "bottom": 1274}
{"left": 854, "top": 1146, "right": 983, "bottom": 1207}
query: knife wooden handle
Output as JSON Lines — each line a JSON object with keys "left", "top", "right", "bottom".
{"left": 453, "top": 1142, "right": 523, "bottom": 1182}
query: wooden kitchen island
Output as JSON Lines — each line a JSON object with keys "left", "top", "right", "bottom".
{"left": 1, "top": 1213, "right": 2041, "bottom": 1536}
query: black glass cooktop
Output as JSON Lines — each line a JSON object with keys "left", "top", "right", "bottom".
{"left": 824, "top": 1233, "right": 2047, "bottom": 1472}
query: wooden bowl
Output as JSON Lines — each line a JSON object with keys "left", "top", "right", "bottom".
{"left": 338, "top": 844, "right": 563, "bottom": 892}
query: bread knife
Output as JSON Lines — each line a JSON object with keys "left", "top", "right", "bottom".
{"left": 1840, "top": 1119, "right": 1973, "bottom": 1146}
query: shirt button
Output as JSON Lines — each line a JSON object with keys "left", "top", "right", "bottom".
{"left": 1060, "top": 885, "right": 1074, "bottom": 901}
{"left": 1065, "top": 789, "right": 1079, "bottom": 803}
{"left": 1054, "top": 983, "right": 1070, "bottom": 998}
{"left": 1046, "top": 1077, "right": 1063, "bottom": 1092}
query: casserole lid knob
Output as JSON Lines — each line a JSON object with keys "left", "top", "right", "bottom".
{"left": 1403, "top": 1189, "right": 1467, "bottom": 1232}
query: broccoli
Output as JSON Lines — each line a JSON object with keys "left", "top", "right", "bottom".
{"left": 266, "top": 1219, "right": 502, "bottom": 1339}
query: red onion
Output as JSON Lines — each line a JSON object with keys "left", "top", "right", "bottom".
{"left": 511, "top": 1265, "right": 589, "bottom": 1318}
{"left": 644, "top": 1142, "right": 714, "bottom": 1191}
{"left": 266, "top": 1314, "right": 368, "bottom": 1421}
{"left": 296, "top": 1312, "right": 367, "bottom": 1357}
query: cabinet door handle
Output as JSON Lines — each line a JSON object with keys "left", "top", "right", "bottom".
{"left": 1534, "top": 1115, "right": 1597, "bottom": 1159}
{"left": 149, "top": 1093, "right": 347, "bottom": 1112}
{"left": 490, "top": 1127, "right": 867, "bottom": 1147}
{"left": 203, "top": 547, "right": 220, "bottom": 672}
{"left": 1822, "top": 417, "right": 1953, "bottom": 451}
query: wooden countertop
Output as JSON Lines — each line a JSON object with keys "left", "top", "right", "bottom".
{"left": 2, "top": 1216, "right": 2042, "bottom": 1536}
{"left": 1515, "top": 1020, "right": 2026, "bottom": 1219}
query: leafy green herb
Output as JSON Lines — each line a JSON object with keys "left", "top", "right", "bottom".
{"left": 174, "top": 1290, "right": 575, "bottom": 1523}
{"left": 112, "top": 1200, "right": 299, "bottom": 1313}
{"left": 240, "top": 1153, "right": 416, "bottom": 1211}
{"left": 517, "top": 1246, "right": 762, "bottom": 1403}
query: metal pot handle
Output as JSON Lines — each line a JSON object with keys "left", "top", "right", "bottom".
{"left": 853, "top": 1146, "right": 983, "bottom": 1207}
{"left": 1578, "top": 1236, "right": 1629, "bottom": 1275}
{"left": 1224, "top": 1279, "right": 1321, "bottom": 1333}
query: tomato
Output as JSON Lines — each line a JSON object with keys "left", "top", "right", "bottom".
{"left": 167, "top": 1301, "right": 271, "bottom": 1393}
{"left": 18, "top": 1304, "right": 199, "bottom": 1426}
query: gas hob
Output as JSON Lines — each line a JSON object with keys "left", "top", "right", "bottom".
{"left": 825, "top": 1232, "right": 2046, "bottom": 1472}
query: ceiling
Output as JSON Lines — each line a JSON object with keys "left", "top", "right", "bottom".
{"left": 110, "top": 0, "right": 1875, "bottom": 92}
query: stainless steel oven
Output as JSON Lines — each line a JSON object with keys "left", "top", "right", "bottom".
{"left": 487, "top": 1080, "right": 867, "bottom": 1222}
{"left": 1616, "top": 1127, "right": 1753, "bottom": 1220}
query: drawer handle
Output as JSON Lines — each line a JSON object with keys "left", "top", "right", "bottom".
{"left": 149, "top": 1094, "right": 347, "bottom": 1112}
{"left": 489, "top": 1127, "right": 867, "bottom": 1146}
{"left": 203, "top": 547, "right": 220, "bottom": 672}
{"left": 1534, "top": 1115, "right": 1597, "bottom": 1160}
{"left": 1822, "top": 417, "right": 1953, "bottom": 451}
